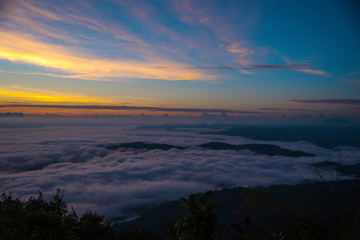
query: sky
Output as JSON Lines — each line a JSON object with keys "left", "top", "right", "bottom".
{"left": 0, "top": 0, "right": 359, "bottom": 118}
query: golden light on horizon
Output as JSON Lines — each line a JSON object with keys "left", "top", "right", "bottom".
{"left": 0, "top": 89, "right": 113, "bottom": 104}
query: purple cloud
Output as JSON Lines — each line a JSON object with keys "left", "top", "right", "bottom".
{"left": 154, "top": 63, "right": 329, "bottom": 76}
{"left": 286, "top": 99, "right": 360, "bottom": 105}
{"left": 178, "top": 63, "right": 309, "bottom": 70}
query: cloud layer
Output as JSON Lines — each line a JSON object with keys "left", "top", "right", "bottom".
{"left": 1, "top": 119, "right": 358, "bottom": 219}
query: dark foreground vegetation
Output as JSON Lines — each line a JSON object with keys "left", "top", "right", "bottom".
{"left": 116, "top": 179, "right": 360, "bottom": 240}
{"left": 0, "top": 189, "right": 156, "bottom": 240}
{"left": 2, "top": 179, "right": 360, "bottom": 240}
{"left": 0, "top": 189, "right": 116, "bottom": 240}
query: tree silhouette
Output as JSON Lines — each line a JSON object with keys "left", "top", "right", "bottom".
{"left": 168, "top": 191, "right": 218, "bottom": 240}
{"left": 78, "top": 211, "right": 114, "bottom": 240}
{"left": 0, "top": 190, "right": 115, "bottom": 240}
{"left": 310, "top": 153, "right": 345, "bottom": 240}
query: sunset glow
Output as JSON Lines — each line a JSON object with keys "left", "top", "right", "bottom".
{"left": 0, "top": 0, "right": 359, "bottom": 118}
{"left": 1, "top": 2, "right": 360, "bottom": 237}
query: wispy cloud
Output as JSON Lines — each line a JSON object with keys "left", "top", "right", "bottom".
{"left": 249, "top": 64, "right": 327, "bottom": 76}
{"left": 295, "top": 68, "right": 329, "bottom": 76}
{"left": 170, "top": 0, "right": 259, "bottom": 65}
{"left": 0, "top": 31, "right": 214, "bottom": 81}
{"left": 0, "top": 104, "right": 258, "bottom": 114}
{"left": 282, "top": 57, "right": 329, "bottom": 76}
{"left": 0, "top": 0, "right": 331, "bottom": 82}
{"left": 2, "top": 0, "right": 143, "bottom": 45}
{"left": 171, "top": 0, "right": 210, "bottom": 25}
{"left": 286, "top": 99, "right": 360, "bottom": 105}
{"left": 153, "top": 63, "right": 328, "bottom": 76}
{"left": 226, "top": 43, "right": 254, "bottom": 57}
{"left": 0, "top": 1, "right": 215, "bottom": 81}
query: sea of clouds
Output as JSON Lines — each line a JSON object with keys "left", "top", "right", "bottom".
{"left": 0, "top": 116, "right": 359, "bottom": 220}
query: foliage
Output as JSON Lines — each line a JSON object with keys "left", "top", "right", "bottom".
{"left": 2, "top": 179, "right": 358, "bottom": 240}
{"left": 230, "top": 186, "right": 289, "bottom": 239}
{"left": 0, "top": 189, "right": 115, "bottom": 240}
{"left": 116, "top": 228, "right": 155, "bottom": 240}
{"left": 168, "top": 191, "right": 218, "bottom": 240}
{"left": 282, "top": 216, "right": 328, "bottom": 240}
{"left": 229, "top": 216, "right": 262, "bottom": 240}
{"left": 79, "top": 211, "right": 114, "bottom": 240}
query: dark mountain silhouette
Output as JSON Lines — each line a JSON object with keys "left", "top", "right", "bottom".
{"left": 197, "top": 142, "right": 315, "bottom": 157}
{"left": 204, "top": 125, "right": 360, "bottom": 149}
{"left": 311, "top": 160, "right": 338, "bottom": 168}
{"left": 341, "top": 163, "right": 360, "bottom": 177}
{"left": 136, "top": 123, "right": 231, "bottom": 131}
{"left": 0, "top": 112, "right": 25, "bottom": 117}
{"left": 107, "top": 141, "right": 185, "bottom": 151}
{"left": 138, "top": 123, "right": 360, "bottom": 149}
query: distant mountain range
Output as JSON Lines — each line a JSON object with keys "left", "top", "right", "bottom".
{"left": 107, "top": 141, "right": 315, "bottom": 157}
{"left": 107, "top": 141, "right": 185, "bottom": 151}
{"left": 198, "top": 142, "right": 314, "bottom": 157}
{"left": 137, "top": 123, "right": 360, "bottom": 149}
{"left": 205, "top": 125, "right": 360, "bottom": 149}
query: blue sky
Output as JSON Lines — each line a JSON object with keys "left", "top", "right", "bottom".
{"left": 0, "top": 0, "right": 359, "bottom": 118}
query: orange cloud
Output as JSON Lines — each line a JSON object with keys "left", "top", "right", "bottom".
{"left": 0, "top": 31, "right": 214, "bottom": 81}
{"left": 1, "top": 0, "right": 214, "bottom": 82}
